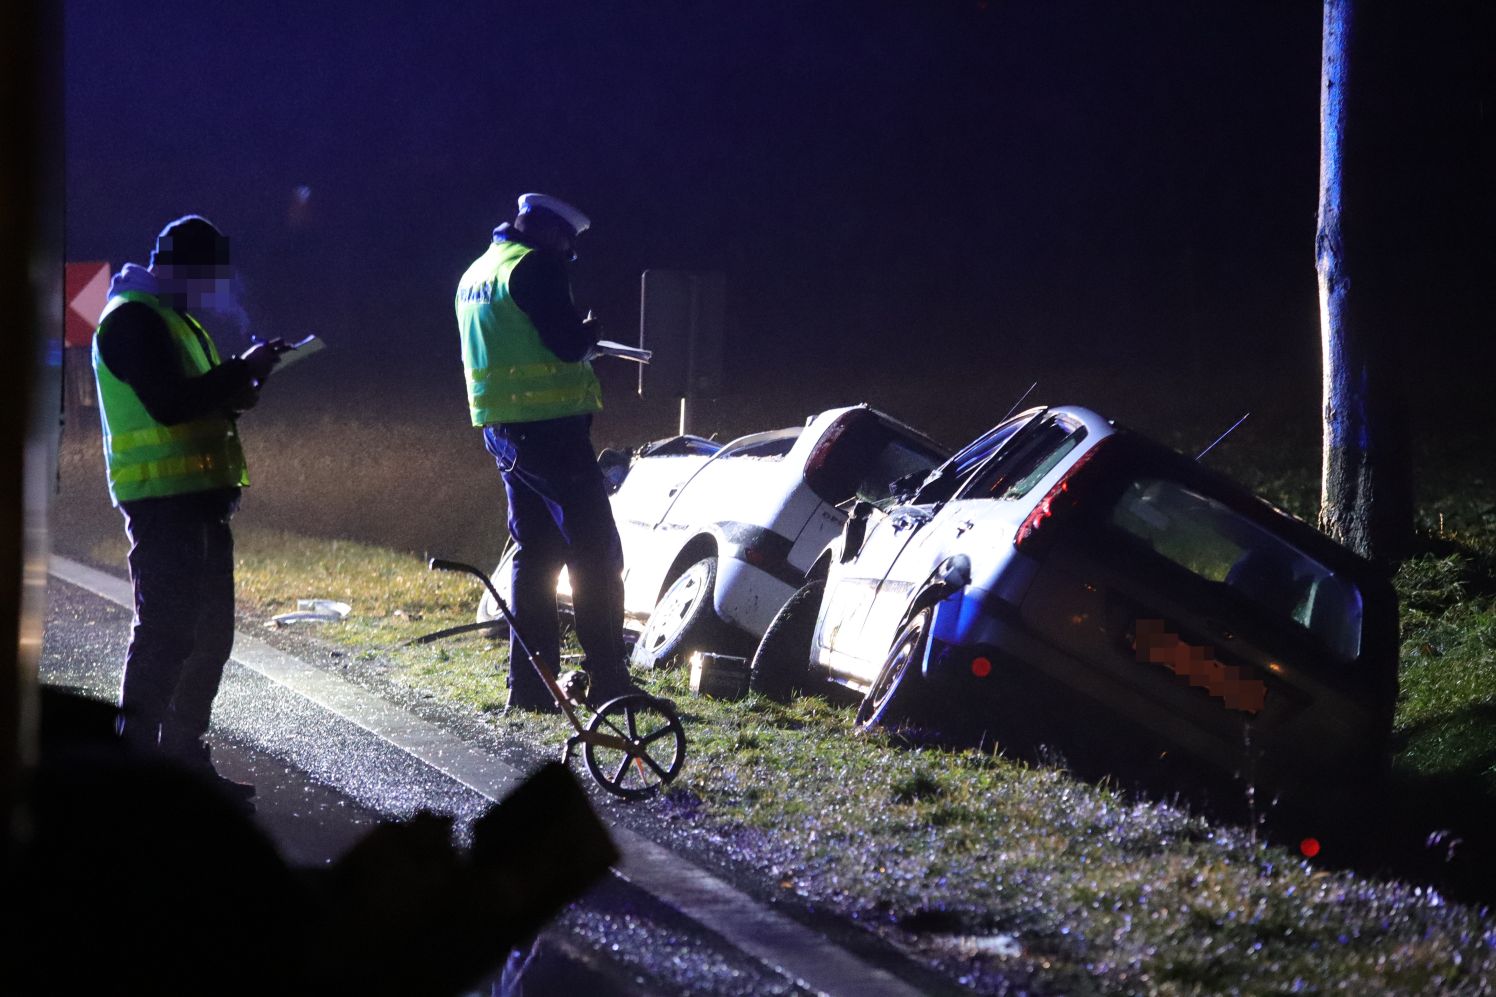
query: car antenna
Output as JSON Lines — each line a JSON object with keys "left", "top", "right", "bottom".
{"left": 999, "top": 381, "right": 1039, "bottom": 424}
{"left": 1196, "top": 412, "right": 1250, "bottom": 461}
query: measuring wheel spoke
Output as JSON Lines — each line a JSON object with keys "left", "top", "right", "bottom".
{"left": 582, "top": 693, "right": 689, "bottom": 799}
{"left": 611, "top": 751, "right": 636, "bottom": 787}
{"left": 636, "top": 748, "right": 673, "bottom": 782}
{"left": 639, "top": 725, "right": 676, "bottom": 746}
{"left": 597, "top": 715, "right": 629, "bottom": 740}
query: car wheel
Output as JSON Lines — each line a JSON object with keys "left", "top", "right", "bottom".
{"left": 748, "top": 578, "right": 826, "bottom": 702}
{"left": 629, "top": 556, "right": 724, "bottom": 670}
{"left": 855, "top": 609, "right": 932, "bottom": 732}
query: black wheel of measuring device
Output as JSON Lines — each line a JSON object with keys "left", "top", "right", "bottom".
{"left": 583, "top": 693, "right": 687, "bottom": 800}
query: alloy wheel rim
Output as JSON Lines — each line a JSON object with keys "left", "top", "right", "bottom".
{"left": 642, "top": 562, "right": 709, "bottom": 651}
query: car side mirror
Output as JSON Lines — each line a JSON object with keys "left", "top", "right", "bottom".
{"left": 840, "top": 500, "right": 873, "bottom": 563}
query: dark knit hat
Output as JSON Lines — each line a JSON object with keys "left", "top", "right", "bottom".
{"left": 149, "top": 215, "right": 230, "bottom": 268}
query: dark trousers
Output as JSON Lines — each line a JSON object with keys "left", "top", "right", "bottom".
{"left": 117, "top": 490, "right": 238, "bottom": 757}
{"left": 484, "top": 416, "right": 628, "bottom": 703}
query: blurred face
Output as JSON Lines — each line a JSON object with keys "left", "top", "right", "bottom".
{"left": 155, "top": 262, "right": 235, "bottom": 311}
{"left": 517, "top": 211, "right": 579, "bottom": 260}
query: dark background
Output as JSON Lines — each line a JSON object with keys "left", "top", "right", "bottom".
{"left": 60, "top": 0, "right": 1495, "bottom": 559}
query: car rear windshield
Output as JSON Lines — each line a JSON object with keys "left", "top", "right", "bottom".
{"left": 804, "top": 412, "right": 945, "bottom": 506}
{"left": 1108, "top": 478, "right": 1363, "bottom": 661}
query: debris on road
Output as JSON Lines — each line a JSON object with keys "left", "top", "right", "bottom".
{"left": 269, "top": 598, "right": 352, "bottom": 626}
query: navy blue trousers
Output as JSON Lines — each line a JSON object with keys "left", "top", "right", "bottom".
{"left": 117, "top": 489, "right": 238, "bottom": 756}
{"left": 484, "top": 415, "right": 628, "bottom": 704}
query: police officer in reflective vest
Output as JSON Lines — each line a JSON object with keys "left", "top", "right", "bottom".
{"left": 92, "top": 215, "right": 281, "bottom": 791}
{"left": 455, "top": 193, "right": 635, "bottom": 711}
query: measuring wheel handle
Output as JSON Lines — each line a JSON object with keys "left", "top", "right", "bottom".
{"left": 582, "top": 693, "right": 688, "bottom": 800}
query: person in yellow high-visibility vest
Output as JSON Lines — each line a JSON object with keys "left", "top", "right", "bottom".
{"left": 455, "top": 193, "right": 636, "bottom": 711}
{"left": 92, "top": 215, "right": 281, "bottom": 799}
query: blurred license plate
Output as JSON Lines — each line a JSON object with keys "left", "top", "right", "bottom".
{"left": 1129, "top": 618, "right": 1266, "bottom": 714}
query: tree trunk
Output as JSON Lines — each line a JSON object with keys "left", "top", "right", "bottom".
{"left": 1316, "top": 0, "right": 1413, "bottom": 563}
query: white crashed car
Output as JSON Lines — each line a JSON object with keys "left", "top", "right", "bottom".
{"left": 478, "top": 405, "right": 948, "bottom": 669}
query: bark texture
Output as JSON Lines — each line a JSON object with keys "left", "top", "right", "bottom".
{"left": 1316, "top": 0, "right": 1413, "bottom": 563}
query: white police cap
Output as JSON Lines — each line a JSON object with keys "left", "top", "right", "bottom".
{"left": 517, "top": 193, "right": 591, "bottom": 235}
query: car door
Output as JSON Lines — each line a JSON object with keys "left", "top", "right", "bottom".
{"left": 814, "top": 503, "right": 930, "bottom": 679}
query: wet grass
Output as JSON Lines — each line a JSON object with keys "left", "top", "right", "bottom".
{"left": 1393, "top": 495, "right": 1496, "bottom": 796}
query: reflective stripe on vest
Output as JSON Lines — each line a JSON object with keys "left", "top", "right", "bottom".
{"left": 93, "top": 290, "right": 249, "bottom": 505}
{"left": 455, "top": 240, "right": 603, "bottom": 426}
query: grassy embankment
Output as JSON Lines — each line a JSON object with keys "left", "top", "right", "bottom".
{"left": 69, "top": 467, "right": 1496, "bottom": 996}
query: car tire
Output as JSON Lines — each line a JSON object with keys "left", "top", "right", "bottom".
{"left": 748, "top": 578, "right": 826, "bottom": 702}
{"left": 855, "top": 609, "right": 933, "bottom": 733}
{"left": 629, "top": 556, "right": 725, "bottom": 670}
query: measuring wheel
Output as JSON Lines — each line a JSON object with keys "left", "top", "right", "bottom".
{"left": 582, "top": 693, "right": 687, "bottom": 800}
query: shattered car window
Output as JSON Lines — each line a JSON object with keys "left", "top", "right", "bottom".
{"left": 721, "top": 429, "right": 800, "bottom": 460}
{"left": 961, "top": 417, "right": 1087, "bottom": 502}
{"left": 909, "top": 416, "right": 1029, "bottom": 504}
{"left": 1109, "top": 478, "right": 1364, "bottom": 661}
{"left": 805, "top": 411, "right": 944, "bottom": 506}
{"left": 855, "top": 438, "right": 946, "bottom": 508}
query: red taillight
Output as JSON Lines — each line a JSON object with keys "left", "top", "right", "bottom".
{"left": 742, "top": 545, "right": 773, "bottom": 568}
{"left": 1013, "top": 441, "right": 1109, "bottom": 553}
{"left": 971, "top": 656, "right": 993, "bottom": 678}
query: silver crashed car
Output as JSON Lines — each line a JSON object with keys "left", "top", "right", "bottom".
{"left": 748, "top": 405, "right": 1398, "bottom": 821}
{"left": 478, "top": 405, "right": 948, "bottom": 669}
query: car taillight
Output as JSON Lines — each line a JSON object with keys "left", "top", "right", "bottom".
{"left": 1013, "top": 440, "right": 1111, "bottom": 554}
{"left": 741, "top": 541, "right": 781, "bottom": 570}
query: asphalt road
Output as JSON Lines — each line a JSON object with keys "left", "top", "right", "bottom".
{"left": 37, "top": 563, "right": 949, "bottom": 996}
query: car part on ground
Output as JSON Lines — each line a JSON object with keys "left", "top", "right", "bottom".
{"left": 269, "top": 598, "right": 353, "bottom": 626}
{"left": 687, "top": 652, "right": 750, "bottom": 700}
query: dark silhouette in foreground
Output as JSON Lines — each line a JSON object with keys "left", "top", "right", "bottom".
{"left": 3, "top": 689, "right": 618, "bottom": 996}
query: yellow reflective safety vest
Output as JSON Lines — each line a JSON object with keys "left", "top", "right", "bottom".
{"left": 92, "top": 290, "right": 249, "bottom": 505}
{"left": 455, "top": 239, "right": 602, "bottom": 426}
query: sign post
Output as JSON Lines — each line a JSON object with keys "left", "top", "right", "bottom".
{"left": 638, "top": 270, "right": 724, "bottom": 436}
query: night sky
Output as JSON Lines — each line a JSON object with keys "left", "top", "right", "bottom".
{"left": 64, "top": 1, "right": 1493, "bottom": 409}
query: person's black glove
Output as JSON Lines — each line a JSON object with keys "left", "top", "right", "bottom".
{"left": 581, "top": 314, "right": 603, "bottom": 345}
{"left": 240, "top": 340, "right": 283, "bottom": 383}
